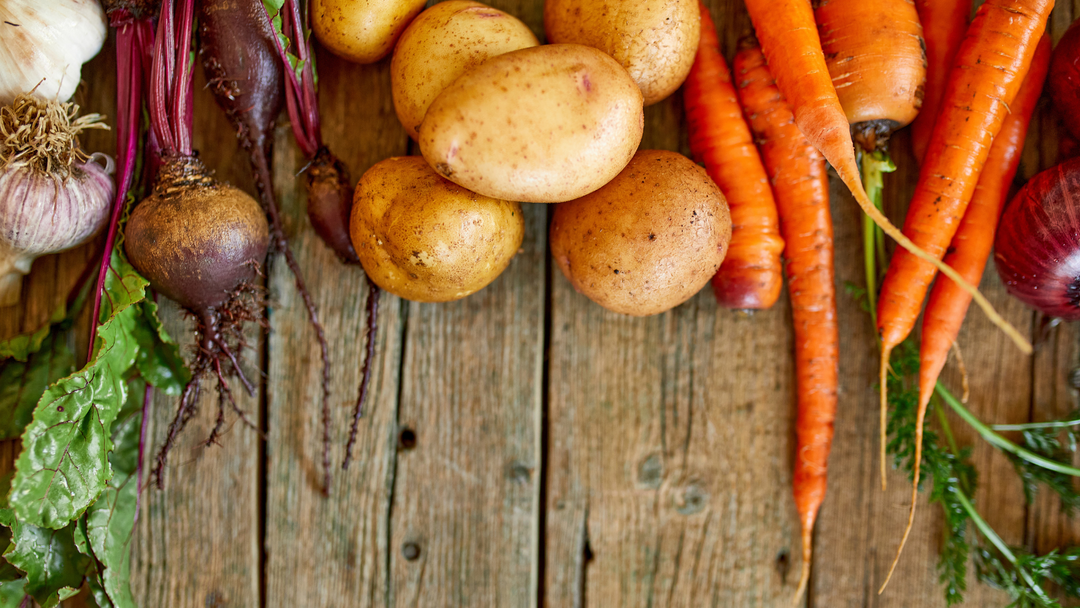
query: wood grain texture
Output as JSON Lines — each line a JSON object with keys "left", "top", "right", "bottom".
{"left": 3, "top": 0, "right": 1080, "bottom": 606}
{"left": 262, "top": 50, "right": 405, "bottom": 607}
{"left": 385, "top": 2, "right": 545, "bottom": 604}
{"left": 544, "top": 32, "right": 799, "bottom": 604}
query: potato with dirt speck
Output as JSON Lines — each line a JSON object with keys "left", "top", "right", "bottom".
{"left": 418, "top": 43, "right": 644, "bottom": 203}
{"left": 350, "top": 157, "right": 524, "bottom": 303}
{"left": 544, "top": 0, "right": 700, "bottom": 106}
{"left": 550, "top": 150, "right": 731, "bottom": 316}
{"left": 392, "top": 1, "right": 539, "bottom": 141}
{"left": 313, "top": 0, "right": 426, "bottom": 64}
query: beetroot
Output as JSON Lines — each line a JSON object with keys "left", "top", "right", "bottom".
{"left": 306, "top": 146, "right": 360, "bottom": 264}
{"left": 262, "top": 0, "right": 380, "bottom": 473}
{"left": 118, "top": 0, "right": 272, "bottom": 487}
{"left": 125, "top": 156, "right": 269, "bottom": 312}
{"left": 198, "top": 0, "right": 337, "bottom": 493}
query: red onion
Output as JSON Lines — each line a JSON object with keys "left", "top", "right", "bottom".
{"left": 994, "top": 157, "right": 1080, "bottom": 320}
{"left": 1050, "top": 19, "right": 1080, "bottom": 140}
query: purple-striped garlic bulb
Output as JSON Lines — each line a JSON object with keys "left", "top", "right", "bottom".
{"left": 0, "top": 94, "right": 113, "bottom": 306}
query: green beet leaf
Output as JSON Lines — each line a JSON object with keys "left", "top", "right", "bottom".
{"left": 0, "top": 509, "right": 92, "bottom": 607}
{"left": 0, "top": 330, "right": 76, "bottom": 440}
{"left": 133, "top": 300, "right": 189, "bottom": 396}
{"left": 0, "top": 578, "right": 25, "bottom": 607}
{"left": 9, "top": 251, "right": 148, "bottom": 529}
{"left": 85, "top": 404, "right": 141, "bottom": 608}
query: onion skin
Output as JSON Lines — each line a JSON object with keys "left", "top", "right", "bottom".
{"left": 124, "top": 155, "right": 270, "bottom": 311}
{"left": 994, "top": 156, "right": 1080, "bottom": 320}
{"left": 0, "top": 158, "right": 113, "bottom": 305}
{"left": 1050, "top": 20, "right": 1080, "bottom": 141}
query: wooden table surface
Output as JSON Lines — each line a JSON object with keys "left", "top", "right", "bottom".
{"left": 3, "top": 0, "right": 1080, "bottom": 606}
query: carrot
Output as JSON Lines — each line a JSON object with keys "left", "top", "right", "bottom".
{"left": 812, "top": 3, "right": 924, "bottom": 461}
{"left": 742, "top": 0, "right": 1030, "bottom": 365}
{"left": 911, "top": 0, "right": 972, "bottom": 164}
{"left": 684, "top": 1, "right": 784, "bottom": 310}
{"left": 814, "top": 0, "right": 926, "bottom": 152}
{"left": 733, "top": 38, "right": 837, "bottom": 605}
{"left": 876, "top": 0, "right": 1051, "bottom": 504}
{"left": 883, "top": 33, "right": 1052, "bottom": 589}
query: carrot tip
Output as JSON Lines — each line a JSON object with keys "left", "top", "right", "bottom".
{"left": 879, "top": 347, "right": 892, "bottom": 492}
{"left": 792, "top": 526, "right": 812, "bottom": 606}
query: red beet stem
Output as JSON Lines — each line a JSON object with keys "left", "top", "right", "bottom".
{"left": 89, "top": 18, "right": 154, "bottom": 361}
{"left": 264, "top": 0, "right": 321, "bottom": 156}
{"left": 149, "top": 0, "right": 195, "bottom": 157}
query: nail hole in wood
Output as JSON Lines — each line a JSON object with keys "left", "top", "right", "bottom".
{"left": 776, "top": 549, "right": 790, "bottom": 581}
{"left": 398, "top": 427, "right": 417, "bottom": 450}
{"left": 403, "top": 542, "right": 421, "bottom": 561}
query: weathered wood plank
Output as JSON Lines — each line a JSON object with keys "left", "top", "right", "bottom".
{"left": 262, "top": 50, "right": 405, "bottom": 607}
{"left": 385, "top": 2, "right": 546, "bottom": 604}
{"left": 543, "top": 2, "right": 799, "bottom": 601}
{"left": 128, "top": 68, "right": 262, "bottom": 608}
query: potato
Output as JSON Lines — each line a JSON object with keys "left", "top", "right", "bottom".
{"left": 350, "top": 156, "right": 524, "bottom": 303}
{"left": 419, "top": 44, "right": 644, "bottom": 204}
{"left": 392, "top": 1, "right": 539, "bottom": 141}
{"left": 312, "top": 0, "right": 426, "bottom": 64}
{"left": 550, "top": 150, "right": 731, "bottom": 316}
{"left": 544, "top": 0, "right": 700, "bottom": 106}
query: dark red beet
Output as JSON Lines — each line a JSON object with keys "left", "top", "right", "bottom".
{"left": 125, "top": 155, "right": 269, "bottom": 310}
{"left": 199, "top": 0, "right": 336, "bottom": 494}
{"left": 307, "top": 146, "right": 360, "bottom": 264}
{"left": 125, "top": 154, "right": 271, "bottom": 487}
{"left": 1050, "top": 19, "right": 1080, "bottom": 140}
{"left": 995, "top": 156, "right": 1080, "bottom": 320}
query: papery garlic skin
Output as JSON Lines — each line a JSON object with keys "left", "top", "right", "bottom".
{"left": 0, "top": 157, "right": 113, "bottom": 305}
{"left": 0, "top": 0, "right": 107, "bottom": 105}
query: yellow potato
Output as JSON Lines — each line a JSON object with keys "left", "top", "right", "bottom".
{"left": 550, "top": 150, "right": 731, "bottom": 316}
{"left": 419, "top": 43, "right": 644, "bottom": 204}
{"left": 312, "top": 0, "right": 426, "bottom": 64}
{"left": 544, "top": 0, "right": 700, "bottom": 106}
{"left": 350, "top": 156, "right": 524, "bottom": 303}
{"left": 392, "top": 1, "right": 539, "bottom": 141}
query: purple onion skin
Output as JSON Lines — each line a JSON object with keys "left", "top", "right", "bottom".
{"left": 1050, "top": 20, "right": 1080, "bottom": 141}
{"left": 995, "top": 156, "right": 1080, "bottom": 320}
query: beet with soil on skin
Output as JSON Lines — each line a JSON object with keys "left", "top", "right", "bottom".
{"left": 306, "top": 146, "right": 360, "bottom": 264}
{"left": 200, "top": 0, "right": 341, "bottom": 494}
{"left": 125, "top": 155, "right": 269, "bottom": 310}
{"left": 995, "top": 156, "right": 1080, "bottom": 320}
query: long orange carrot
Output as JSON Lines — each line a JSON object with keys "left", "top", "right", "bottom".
{"left": 911, "top": 0, "right": 972, "bottom": 165}
{"left": 876, "top": 0, "right": 1051, "bottom": 501}
{"left": 733, "top": 38, "right": 837, "bottom": 605}
{"left": 684, "top": 1, "right": 784, "bottom": 310}
{"left": 883, "top": 33, "right": 1052, "bottom": 589}
{"left": 742, "top": 0, "right": 1030, "bottom": 358}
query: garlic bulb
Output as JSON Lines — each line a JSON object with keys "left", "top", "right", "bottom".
{"left": 0, "top": 0, "right": 107, "bottom": 105}
{"left": 0, "top": 94, "right": 113, "bottom": 306}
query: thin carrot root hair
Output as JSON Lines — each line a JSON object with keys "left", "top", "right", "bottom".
{"left": 879, "top": 346, "right": 892, "bottom": 491}
{"left": 952, "top": 340, "right": 970, "bottom": 403}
